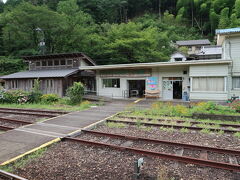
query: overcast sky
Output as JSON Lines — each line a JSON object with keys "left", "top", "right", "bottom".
{"left": 2, "top": 0, "right": 7, "bottom": 3}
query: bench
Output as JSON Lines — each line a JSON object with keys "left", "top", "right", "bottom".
{"left": 144, "top": 90, "right": 160, "bottom": 98}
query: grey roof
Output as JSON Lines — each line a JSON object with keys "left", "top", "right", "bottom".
{"left": 1, "top": 69, "right": 79, "bottom": 79}
{"left": 176, "top": 39, "right": 211, "bottom": 46}
{"left": 197, "top": 46, "right": 222, "bottom": 56}
{"left": 216, "top": 27, "right": 240, "bottom": 35}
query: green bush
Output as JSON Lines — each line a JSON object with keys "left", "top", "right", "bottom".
{"left": 28, "top": 79, "right": 42, "bottom": 103}
{"left": 66, "top": 82, "right": 84, "bottom": 105}
{"left": 230, "top": 100, "right": 240, "bottom": 112}
{"left": 41, "top": 94, "right": 59, "bottom": 104}
{"left": 0, "top": 90, "right": 30, "bottom": 104}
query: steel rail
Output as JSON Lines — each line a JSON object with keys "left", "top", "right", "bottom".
{"left": 0, "top": 110, "right": 56, "bottom": 117}
{"left": 117, "top": 115, "right": 240, "bottom": 128}
{"left": 0, "top": 125, "right": 14, "bottom": 131}
{"left": 81, "top": 129, "right": 240, "bottom": 155}
{"left": 63, "top": 137, "right": 240, "bottom": 172}
{"left": 0, "top": 107, "right": 68, "bottom": 114}
{"left": 0, "top": 117, "right": 32, "bottom": 125}
{"left": 0, "top": 169, "right": 28, "bottom": 180}
{"left": 107, "top": 119, "right": 239, "bottom": 133}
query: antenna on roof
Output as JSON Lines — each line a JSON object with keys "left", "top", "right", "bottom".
{"left": 36, "top": 27, "right": 45, "bottom": 55}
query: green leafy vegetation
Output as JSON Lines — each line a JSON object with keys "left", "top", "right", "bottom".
{"left": 66, "top": 82, "right": 84, "bottom": 105}
{"left": 180, "top": 128, "right": 189, "bottom": 133}
{"left": 200, "top": 128, "right": 211, "bottom": 134}
{"left": 106, "top": 122, "right": 126, "bottom": 128}
{"left": 234, "top": 132, "right": 240, "bottom": 138}
{"left": 0, "top": 100, "right": 93, "bottom": 112}
{"left": 2, "top": 0, "right": 238, "bottom": 72}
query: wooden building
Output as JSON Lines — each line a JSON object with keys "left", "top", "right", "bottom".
{"left": 1, "top": 53, "right": 96, "bottom": 97}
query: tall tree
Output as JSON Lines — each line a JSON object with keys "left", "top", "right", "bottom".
{"left": 218, "top": 7, "right": 230, "bottom": 29}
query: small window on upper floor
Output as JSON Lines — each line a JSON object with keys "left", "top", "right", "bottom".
{"left": 54, "top": 60, "right": 59, "bottom": 66}
{"left": 232, "top": 77, "right": 240, "bottom": 89}
{"left": 174, "top": 58, "right": 183, "bottom": 61}
{"left": 60, "top": 60, "right": 66, "bottom": 65}
{"left": 48, "top": 60, "right": 53, "bottom": 66}
{"left": 42, "top": 61, "right": 47, "bottom": 66}
{"left": 36, "top": 61, "right": 41, "bottom": 66}
{"left": 67, "top": 60, "right": 73, "bottom": 66}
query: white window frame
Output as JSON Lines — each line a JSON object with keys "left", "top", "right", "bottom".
{"left": 191, "top": 76, "right": 226, "bottom": 93}
{"left": 102, "top": 78, "right": 120, "bottom": 88}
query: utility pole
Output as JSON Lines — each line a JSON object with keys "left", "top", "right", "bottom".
{"left": 36, "top": 27, "right": 45, "bottom": 55}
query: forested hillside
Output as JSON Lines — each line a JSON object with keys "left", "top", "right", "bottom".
{"left": 0, "top": 0, "right": 239, "bottom": 70}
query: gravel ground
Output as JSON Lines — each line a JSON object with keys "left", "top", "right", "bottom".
{"left": 11, "top": 124, "right": 240, "bottom": 180}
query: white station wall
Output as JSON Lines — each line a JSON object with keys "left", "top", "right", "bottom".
{"left": 96, "top": 70, "right": 147, "bottom": 98}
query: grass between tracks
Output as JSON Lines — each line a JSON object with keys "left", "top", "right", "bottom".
{"left": 0, "top": 101, "right": 94, "bottom": 112}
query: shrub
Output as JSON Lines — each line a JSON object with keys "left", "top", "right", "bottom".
{"left": 41, "top": 94, "right": 59, "bottom": 104}
{"left": 0, "top": 90, "right": 30, "bottom": 104}
{"left": 29, "top": 79, "right": 42, "bottom": 103}
{"left": 66, "top": 82, "right": 84, "bottom": 105}
{"left": 230, "top": 100, "right": 240, "bottom": 112}
{"left": 80, "top": 101, "right": 91, "bottom": 109}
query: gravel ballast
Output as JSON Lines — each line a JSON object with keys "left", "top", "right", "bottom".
{"left": 11, "top": 124, "right": 240, "bottom": 180}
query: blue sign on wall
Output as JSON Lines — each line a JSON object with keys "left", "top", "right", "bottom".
{"left": 146, "top": 77, "right": 158, "bottom": 90}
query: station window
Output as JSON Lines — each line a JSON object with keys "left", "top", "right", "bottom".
{"left": 67, "top": 59, "right": 73, "bottom": 65}
{"left": 174, "top": 58, "right": 182, "bottom": 61}
{"left": 102, "top": 79, "right": 120, "bottom": 88}
{"left": 232, "top": 77, "right": 240, "bottom": 89}
{"left": 60, "top": 60, "right": 66, "bottom": 65}
{"left": 47, "top": 79, "right": 54, "bottom": 88}
{"left": 54, "top": 60, "right": 59, "bottom": 66}
{"left": 48, "top": 60, "right": 53, "bottom": 66}
{"left": 42, "top": 61, "right": 47, "bottom": 66}
{"left": 11, "top": 80, "right": 18, "bottom": 89}
{"left": 192, "top": 77, "right": 224, "bottom": 92}
{"left": 36, "top": 61, "right": 41, "bottom": 66}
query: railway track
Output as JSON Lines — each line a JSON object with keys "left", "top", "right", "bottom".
{"left": 0, "top": 169, "right": 28, "bottom": 180}
{"left": 63, "top": 129, "right": 240, "bottom": 172}
{"left": 117, "top": 115, "right": 240, "bottom": 129}
{"left": 0, "top": 108, "right": 68, "bottom": 115}
{"left": 0, "top": 108, "right": 69, "bottom": 118}
{"left": 0, "top": 117, "right": 33, "bottom": 131}
{"left": 0, "top": 125, "right": 14, "bottom": 131}
{"left": 0, "top": 110, "right": 57, "bottom": 118}
{"left": 107, "top": 119, "right": 240, "bottom": 133}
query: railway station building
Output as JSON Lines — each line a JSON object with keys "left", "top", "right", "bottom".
{"left": 80, "top": 28, "right": 240, "bottom": 101}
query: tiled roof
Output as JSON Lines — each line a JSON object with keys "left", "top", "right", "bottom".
{"left": 1, "top": 69, "right": 79, "bottom": 79}
{"left": 176, "top": 39, "right": 211, "bottom": 46}
{"left": 197, "top": 46, "right": 222, "bottom": 55}
{"left": 216, "top": 27, "right": 240, "bottom": 35}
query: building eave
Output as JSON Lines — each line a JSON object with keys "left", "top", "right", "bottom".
{"left": 79, "top": 60, "right": 232, "bottom": 70}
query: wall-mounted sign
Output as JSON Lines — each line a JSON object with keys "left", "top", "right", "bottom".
{"left": 100, "top": 69, "right": 151, "bottom": 77}
{"left": 146, "top": 77, "right": 158, "bottom": 90}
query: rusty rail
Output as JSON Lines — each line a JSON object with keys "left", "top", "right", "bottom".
{"left": 63, "top": 136, "right": 240, "bottom": 172}
{"left": 0, "top": 110, "right": 56, "bottom": 118}
{"left": 0, "top": 108, "right": 68, "bottom": 114}
{"left": 117, "top": 115, "right": 240, "bottom": 129}
{"left": 0, "top": 125, "right": 14, "bottom": 131}
{"left": 81, "top": 130, "right": 240, "bottom": 155}
{"left": 0, "top": 117, "right": 32, "bottom": 125}
{"left": 107, "top": 119, "right": 239, "bottom": 133}
{"left": 0, "top": 169, "right": 28, "bottom": 180}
